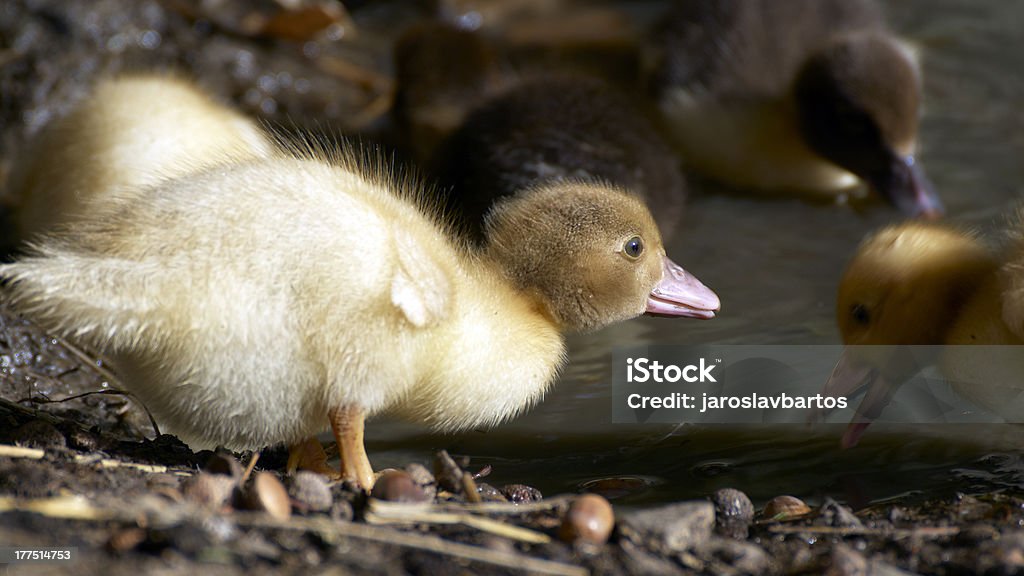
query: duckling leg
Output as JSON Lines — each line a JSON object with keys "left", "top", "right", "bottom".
{"left": 329, "top": 404, "right": 376, "bottom": 490}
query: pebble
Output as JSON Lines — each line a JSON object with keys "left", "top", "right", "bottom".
{"left": 826, "top": 543, "right": 914, "bottom": 576}
{"left": 371, "top": 470, "right": 430, "bottom": 503}
{"left": 475, "top": 482, "right": 508, "bottom": 502}
{"left": 559, "top": 493, "right": 615, "bottom": 544}
{"left": 500, "top": 484, "right": 542, "bottom": 504}
{"left": 819, "top": 498, "right": 862, "bottom": 528}
{"left": 763, "top": 495, "right": 812, "bottom": 521}
{"left": 405, "top": 462, "right": 438, "bottom": 501}
{"left": 618, "top": 501, "right": 715, "bottom": 554}
{"left": 288, "top": 471, "right": 333, "bottom": 512}
{"left": 9, "top": 419, "right": 65, "bottom": 449}
{"left": 203, "top": 451, "right": 243, "bottom": 478}
{"left": 183, "top": 472, "right": 236, "bottom": 510}
{"left": 711, "top": 487, "right": 754, "bottom": 539}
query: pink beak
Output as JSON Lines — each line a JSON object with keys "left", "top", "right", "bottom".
{"left": 645, "top": 257, "right": 720, "bottom": 319}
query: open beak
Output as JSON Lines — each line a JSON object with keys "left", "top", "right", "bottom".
{"left": 645, "top": 256, "right": 720, "bottom": 319}
{"left": 875, "top": 154, "right": 944, "bottom": 219}
{"left": 821, "top": 349, "right": 897, "bottom": 448}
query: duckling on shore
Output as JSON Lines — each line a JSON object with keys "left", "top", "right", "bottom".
{"left": 2, "top": 76, "right": 719, "bottom": 489}
{"left": 393, "top": 23, "right": 687, "bottom": 242}
{"left": 824, "top": 221, "right": 1024, "bottom": 447}
{"left": 649, "top": 0, "right": 942, "bottom": 217}
{"left": 6, "top": 74, "right": 273, "bottom": 242}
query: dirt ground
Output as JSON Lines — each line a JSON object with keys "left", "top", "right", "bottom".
{"left": 1, "top": 0, "right": 1023, "bottom": 574}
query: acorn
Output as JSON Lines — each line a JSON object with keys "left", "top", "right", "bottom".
{"left": 763, "top": 495, "right": 812, "bottom": 521}
{"left": 559, "top": 494, "right": 615, "bottom": 544}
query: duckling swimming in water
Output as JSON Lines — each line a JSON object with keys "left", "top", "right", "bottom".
{"left": 649, "top": 0, "right": 942, "bottom": 217}
{"left": 392, "top": 23, "right": 687, "bottom": 242}
{"left": 823, "top": 221, "right": 1024, "bottom": 446}
{"left": 1, "top": 79, "right": 719, "bottom": 489}
{"left": 7, "top": 74, "right": 273, "bottom": 242}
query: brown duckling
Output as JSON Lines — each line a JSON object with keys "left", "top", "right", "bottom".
{"left": 392, "top": 23, "right": 687, "bottom": 242}
{"left": 1, "top": 80, "right": 719, "bottom": 490}
{"left": 824, "top": 221, "right": 1024, "bottom": 447}
{"left": 649, "top": 0, "right": 942, "bottom": 217}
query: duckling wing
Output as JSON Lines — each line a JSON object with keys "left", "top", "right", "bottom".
{"left": 390, "top": 228, "right": 451, "bottom": 328}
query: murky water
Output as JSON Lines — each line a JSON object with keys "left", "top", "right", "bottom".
{"left": 367, "top": 0, "right": 1024, "bottom": 506}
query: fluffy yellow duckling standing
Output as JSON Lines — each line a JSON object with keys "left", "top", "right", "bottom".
{"left": 7, "top": 74, "right": 273, "bottom": 241}
{"left": 649, "top": 0, "right": 943, "bottom": 217}
{"left": 1, "top": 77, "right": 719, "bottom": 490}
{"left": 824, "top": 221, "right": 1024, "bottom": 447}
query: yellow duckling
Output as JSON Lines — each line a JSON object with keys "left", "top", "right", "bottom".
{"left": 1, "top": 84, "right": 719, "bottom": 490}
{"left": 649, "top": 0, "right": 943, "bottom": 217}
{"left": 7, "top": 74, "right": 273, "bottom": 241}
{"left": 824, "top": 221, "right": 1024, "bottom": 447}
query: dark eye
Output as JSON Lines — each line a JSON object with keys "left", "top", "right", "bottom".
{"left": 850, "top": 303, "right": 871, "bottom": 325}
{"left": 623, "top": 236, "right": 644, "bottom": 259}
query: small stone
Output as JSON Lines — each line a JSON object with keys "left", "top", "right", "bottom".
{"left": 819, "top": 498, "right": 861, "bottom": 528}
{"left": 712, "top": 488, "right": 754, "bottom": 539}
{"left": 289, "top": 471, "right": 333, "bottom": 513}
{"left": 183, "top": 472, "right": 236, "bottom": 510}
{"left": 243, "top": 472, "right": 291, "bottom": 521}
{"left": 64, "top": 426, "right": 100, "bottom": 451}
{"left": 619, "top": 501, "right": 715, "bottom": 554}
{"left": 500, "top": 484, "right": 542, "bottom": 504}
{"left": 559, "top": 494, "right": 615, "bottom": 544}
{"left": 763, "top": 495, "right": 812, "bottom": 521}
{"left": 826, "top": 544, "right": 868, "bottom": 576}
{"left": 433, "top": 450, "right": 464, "bottom": 493}
{"left": 475, "top": 483, "right": 507, "bottom": 502}
{"left": 706, "top": 537, "right": 770, "bottom": 574}
{"left": 406, "top": 463, "right": 437, "bottom": 500}
{"left": 10, "top": 420, "right": 65, "bottom": 449}
{"left": 204, "top": 451, "right": 243, "bottom": 478}
{"left": 371, "top": 470, "right": 430, "bottom": 503}
{"left": 712, "top": 488, "right": 754, "bottom": 523}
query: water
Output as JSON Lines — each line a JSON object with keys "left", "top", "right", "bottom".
{"left": 362, "top": 0, "right": 1024, "bottom": 507}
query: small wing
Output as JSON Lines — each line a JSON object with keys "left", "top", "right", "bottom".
{"left": 389, "top": 228, "right": 451, "bottom": 328}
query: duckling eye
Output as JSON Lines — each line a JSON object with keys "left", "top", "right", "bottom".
{"left": 622, "top": 236, "right": 644, "bottom": 259}
{"left": 850, "top": 303, "right": 871, "bottom": 325}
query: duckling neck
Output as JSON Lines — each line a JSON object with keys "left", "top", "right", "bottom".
{"left": 397, "top": 259, "right": 567, "bottom": 432}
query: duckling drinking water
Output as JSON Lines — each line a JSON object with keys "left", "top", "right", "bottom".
{"left": 824, "top": 221, "right": 1024, "bottom": 446}
{"left": 649, "top": 0, "right": 943, "bottom": 217}
{"left": 2, "top": 77, "right": 719, "bottom": 489}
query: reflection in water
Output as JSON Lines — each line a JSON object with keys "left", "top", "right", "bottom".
{"left": 368, "top": 0, "right": 1024, "bottom": 506}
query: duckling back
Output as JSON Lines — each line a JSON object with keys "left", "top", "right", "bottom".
{"left": 432, "top": 75, "right": 686, "bottom": 242}
{"left": 7, "top": 74, "right": 274, "bottom": 241}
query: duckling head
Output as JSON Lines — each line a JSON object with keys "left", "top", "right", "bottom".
{"left": 825, "top": 222, "right": 996, "bottom": 446}
{"left": 483, "top": 182, "right": 720, "bottom": 332}
{"left": 794, "top": 33, "right": 943, "bottom": 218}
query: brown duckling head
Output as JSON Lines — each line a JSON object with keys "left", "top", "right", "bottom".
{"left": 483, "top": 181, "right": 719, "bottom": 332}
{"left": 794, "top": 33, "right": 943, "bottom": 218}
